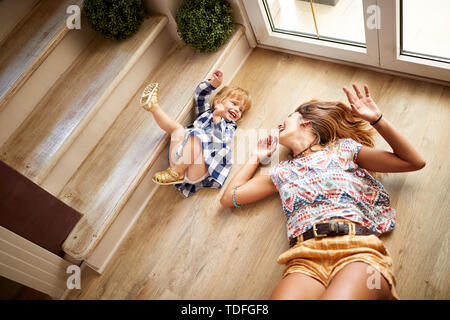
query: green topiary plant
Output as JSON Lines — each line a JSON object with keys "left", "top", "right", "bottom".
{"left": 83, "top": 0, "right": 145, "bottom": 40}
{"left": 176, "top": 0, "right": 234, "bottom": 53}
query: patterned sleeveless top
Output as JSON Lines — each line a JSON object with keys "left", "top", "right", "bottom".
{"left": 269, "top": 138, "right": 396, "bottom": 239}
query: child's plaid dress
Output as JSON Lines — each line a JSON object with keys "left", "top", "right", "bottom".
{"left": 175, "top": 80, "right": 237, "bottom": 198}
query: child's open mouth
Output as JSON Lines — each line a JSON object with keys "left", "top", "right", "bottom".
{"left": 229, "top": 111, "right": 236, "bottom": 119}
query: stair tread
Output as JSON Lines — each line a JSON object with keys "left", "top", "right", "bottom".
{"left": 0, "top": 14, "right": 168, "bottom": 183}
{"left": 61, "top": 26, "right": 245, "bottom": 259}
{"left": 0, "top": 0, "right": 83, "bottom": 109}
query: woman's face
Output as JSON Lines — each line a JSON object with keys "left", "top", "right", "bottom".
{"left": 278, "top": 111, "right": 305, "bottom": 146}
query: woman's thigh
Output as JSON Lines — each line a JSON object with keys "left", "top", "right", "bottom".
{"left": 270, "top": 272, "right": 326, "bottom": 300}
{"left": 320, "top": 262, "right": 392, "bottom": 300}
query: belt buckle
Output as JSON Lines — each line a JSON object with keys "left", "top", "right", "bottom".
{"left": 313, "top": 223, "right": 327, "bottom": 237}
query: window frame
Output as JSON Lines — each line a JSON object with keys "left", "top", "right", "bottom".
{"left": 243, "top": 0, "right": 450, "bottom": 82}
{"left": 243, "top": 0, "right": 380, "bottom": 67}
{"left": 378, "top": 0, "right": 450, "bottom": 82}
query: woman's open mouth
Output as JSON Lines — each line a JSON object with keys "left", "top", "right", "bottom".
{"left": 278, "top": 125, "right": 285, "bottom": 133}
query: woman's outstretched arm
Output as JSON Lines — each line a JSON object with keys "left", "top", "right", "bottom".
{"left": 220, "top": 137, "right": 278, "bottom": 208}
{"left": 343, "top": 84, "right": 426, "bottom": 173}
{"left": 357, "top": 117, "right": 426, "bottom": 172}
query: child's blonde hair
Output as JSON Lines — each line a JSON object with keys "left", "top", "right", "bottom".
{"left": 213, "top": 86, "right": 252, "bottom": 113}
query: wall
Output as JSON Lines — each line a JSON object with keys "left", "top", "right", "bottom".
{"left": 143, "top": 0, "right": 182, "bottom": 41}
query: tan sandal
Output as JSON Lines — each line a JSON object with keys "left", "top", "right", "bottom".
{"left": 140, "top": 82, "right": 159, "bottom": 111}
{"left": 152, "top": 167, "right": 185, "bottom": 185}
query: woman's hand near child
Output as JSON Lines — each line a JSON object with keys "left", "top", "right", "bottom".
{"left": 252, "top": 135, "right": 278, "bottom": 164}
{"left": 220, "top": 135, "right": 279, "bottom": 208}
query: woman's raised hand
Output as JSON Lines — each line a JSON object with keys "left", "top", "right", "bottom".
{"left": 253, "top": 135, "right": 278, "bottom": 163}
{"left": 343, "top": 84, "right": 382, "bottom": 123}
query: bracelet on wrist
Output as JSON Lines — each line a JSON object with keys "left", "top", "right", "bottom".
{"left": 370, "top": 114, "right": 383, "bottom": 126}
{"left": 232, "top": 187, "right": 241, "bottom": 208}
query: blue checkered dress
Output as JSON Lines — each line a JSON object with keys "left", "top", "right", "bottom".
{"left": 174, "top": 80, "right": 237, "bottom": 198}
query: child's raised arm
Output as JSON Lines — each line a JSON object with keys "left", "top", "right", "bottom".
{"left": 193, "top": 70, "right": 223, "bottom": 115}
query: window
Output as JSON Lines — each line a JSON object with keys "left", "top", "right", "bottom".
{"left": 244, "top": 0, "right": 450, "bottom": 82}
{"left": 401, "top": 0, "right": 450, "bottom": 63}
{"left": 265, "top": 0, "right": 366, "bottom": 47}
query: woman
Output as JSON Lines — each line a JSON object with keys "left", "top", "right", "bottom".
{"left": 220, "top": 84, "right": 425, "bottom": 300}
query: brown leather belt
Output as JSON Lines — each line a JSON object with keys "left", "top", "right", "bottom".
{"left": 289, "top": 220, "right": 379, "bottom": 248}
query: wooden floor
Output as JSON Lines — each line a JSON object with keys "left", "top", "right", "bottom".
{"left": 66, "top": 48, "right": 450, "bottom": 300}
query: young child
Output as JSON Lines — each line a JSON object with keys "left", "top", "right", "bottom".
{"left": 140, "top": 70, "right": 251, "bottom": 198}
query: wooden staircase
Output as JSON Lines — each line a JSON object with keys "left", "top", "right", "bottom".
{"left": 60, "top": 26, "right": 246, "bottom": 261}
{"left": 0, "top": 0, "right": 83, "bottom": 110}
{"left": 0, "top": 0, "right": 252, "bottom": 298}
{"left": 0, "top": 14, "right": 168, "bottom": 184}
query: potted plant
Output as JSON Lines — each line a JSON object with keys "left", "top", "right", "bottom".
{"left": 176, "top": 0, "right": 235, "bottom": 53}
{"left": 83, "top": 0, "right": 146, "bottom": 40}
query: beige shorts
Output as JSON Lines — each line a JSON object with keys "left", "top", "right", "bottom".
{"left": 278, "top": 221, "right": 399, "bottom": 300}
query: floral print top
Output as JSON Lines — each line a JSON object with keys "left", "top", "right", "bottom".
{"left": 270, "top": 138, "right": 396, "bottom": 239}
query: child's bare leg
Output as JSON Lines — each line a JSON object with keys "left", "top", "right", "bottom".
{"left": 170, "top": 134, "right": 208, "bottom": 180}
{"left": 147, "top": 100, "right": 208, "bottom": 182}
{"left": 149, "top": 103, "right": 183, "bottom": 135}
{"left": 169, "top": 128, "right": 187, "bottom": 170}
{"left": 184, "top": 135, "right": 208, "bottom": 182}
{"left": 147, "top": 90, "right": 207, "bottom": 184}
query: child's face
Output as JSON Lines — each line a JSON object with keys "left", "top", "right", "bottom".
{"left": 214, "top": 96, "right": 245, "bottom": 121}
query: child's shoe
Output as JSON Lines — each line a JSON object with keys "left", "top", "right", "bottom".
{"left": 140, "top": 82, "right": 159, "bottom": 111}
{"left": 152, "top": 167, "right": 185, "bottom": 185}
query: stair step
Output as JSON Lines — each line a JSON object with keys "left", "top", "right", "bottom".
{"left": 0, "top": 0, "right": 83, "bottom": 110}
{"left": 0, "top": 0, "right": 39, "bottom": 44}
{"left": 61, "top": 25, "right": 245, "bottom": 260}
{"left": 0, "top": 14, "right": 168, "bottom": 184}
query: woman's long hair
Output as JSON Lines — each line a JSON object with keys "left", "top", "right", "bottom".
{"left": 295, "top": 100, "right": 375, "bottom": 149}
